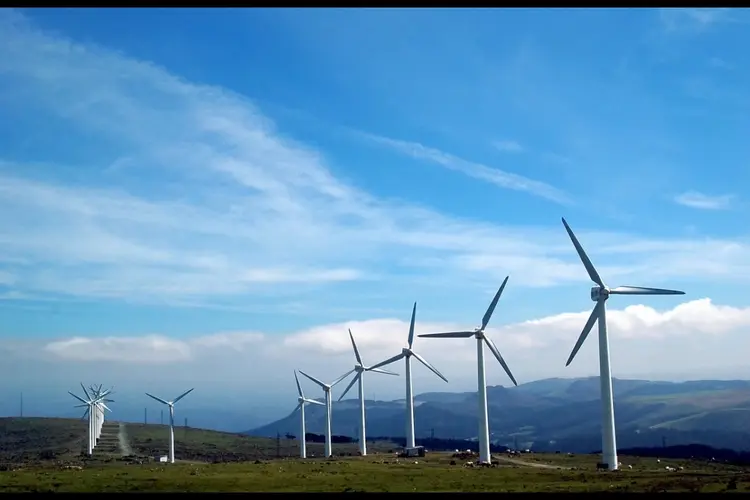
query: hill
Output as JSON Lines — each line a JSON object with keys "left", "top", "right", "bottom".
{"left": 0, "top": 417, "right": 398, "bottom": 465}
{"left": 247, "top": 377, "right": 750, "bottom": 452}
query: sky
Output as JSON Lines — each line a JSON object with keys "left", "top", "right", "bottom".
{"left": 2, "top": 7, "right": 750, "bottom": 424}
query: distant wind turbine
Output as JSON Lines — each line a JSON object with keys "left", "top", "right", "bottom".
{"left": 369, "top": 302, "right": 448, "bottom": 450}
{"left": 337, "top": 329, "right": 399, "bottom": 456}
{"left": 560, "top": 217, "right": 685, "bottom": 471}
{"left": 419, "top": 278, "right": 517, "bottom": 465}
{"left": 69, "top": 383, "right": 112, "bottom": 455}
{"left": 145, "top": 388, "right": 194, "bottom": 464}
{"left": 298, "top": 370, "right": 353, "bottom": 458}
{"left": 293, "top": 370, "right": 325, "bottom": 459}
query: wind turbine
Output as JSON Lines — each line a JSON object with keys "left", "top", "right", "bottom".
{"left": 369, "top": 302, "right": 448, "bottom": 450}
{"left": 560, "top": 217, "right": 685, "bottom": 471}
{"left": 298, "top": 370, "right": 354, "bottom": 458}
{"left": 336, "top": 329, "right": 399, "bottom": 456}
{"left": 293, "top": 370, "right": 325, "bottom": 459}
{"left": 419, "top": 278, "right": 517, "bottom": 465}
{"left": 145, "top": 388, "right": 194, "bottom": 464}
{"left": 69, "top": 383, "right": 112, "bottom": 455}
{"left": 88, "top": 384, "right": 115, "bottom": 442}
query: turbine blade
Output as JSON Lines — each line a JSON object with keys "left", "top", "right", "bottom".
{"left": 561, "top": 217, "right": 604, "bottom": 288}
{"left": 145, "top": 393, "right": 170, "bottom": 406}
{"left": 172, "top": 388, "right": 194, "bottom": 404}
{"left": 80, "top": 383, "right": 91, "bottom": 401}
{"left": 407, "top": 301, "right": 417, "bottom": 349}
{"left": 483, "top": 336, "right": 517, "bottom": 386}
{"left": 368, "top": 353, "right": 405, "bottom": 371}
{"left": 337, "top": 373, "right": 360, "bottom": 401}
{"left": 566, "top": 302, "right": 602, "bottom": 367}
{"left": 68, "top": 391, "right": 87, "bottom": 405}
{"left": 298, "top": 370, "right": 327, "bottom": 389}
{"left": 482, "top": 276, "right": 509, "bottom": 330}
{"left": 330, "top": 369, "right": 355, "bottom": 387}
{"left": 294, "top": 402, "right": 302, "bottom": 413}
{"left": 101, "top": 403, "right": 112, "bottom": 412}
{"left": 304, "top": 398, "right": 325, "bottom": 406}
{"left": 81, "top": 408, "right": 89, "bottom": 420}
{"left": 73, "top": 403, "right": 88, "bottom": 408}
{"left": 348, "top": 329, "right": 363, "bottom": 365}
{"left": 294, "top": 370, "right": 305, "bottom": 398}
{"left": 411, "top": 351, "right": 448, "bottom": 383}
{"left": 367, "top": 367, "right": 399, "bottom": 376}
{"left": 419, "top": 331, "right": 475, "bottom": 338}
{"left": 609, "top": 285, "right": 685, "bottom": 296}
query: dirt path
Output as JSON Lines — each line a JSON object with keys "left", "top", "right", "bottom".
{"left": 495, "top": 456, "right": 567, "bottom": 470}
{"left": 118, "top": 422, "right": 132, "bottom": 456}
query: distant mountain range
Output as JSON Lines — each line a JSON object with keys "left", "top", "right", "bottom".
{"left": 246, "top": 377, "right": 750, "bottom": 453}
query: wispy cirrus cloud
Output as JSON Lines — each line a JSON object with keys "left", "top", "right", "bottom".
{"left": 659, "top": 8, "right": 743, "bottom": 33}
{"left": 674, "top": 191, "right": 734, "bottom": 210}
{"left": 493, "top": 139, "right": 524, "bottom": 153}
{"left": 1, "top": 9, "right": 750, "bottom": 315}
{"left": 359, "top": 132, "right": 572, "bottom": 205}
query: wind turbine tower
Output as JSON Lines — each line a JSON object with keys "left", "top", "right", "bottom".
{"left": 145, "top": 388, "right": 194, "bottom": 463}
{"left": 370, "top": 302, "right": 448, "bottom": 450}
{"left": 337, "top": 329, "right": 398, "bottom": 456}
{"left": 293, "top": 370, "right": 325, "bottom": 458}
{"left": 298, "top": 370, "right": 353, "bottom": 458}
{"left": 68, "top": 383, "right": 112, "bottom": 455}
{"left": 560, "top": 217, "right": 685, "bottom": 471}
{"left": 419, "top": 278, "right": 517, "bottom": 465}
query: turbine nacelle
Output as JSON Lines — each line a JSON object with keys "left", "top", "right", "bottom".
{"left": 401, "top": 347, "right": 412, "bottom": 357}
{"left": 591, "top": 286, "right": 609, "bottom": 302}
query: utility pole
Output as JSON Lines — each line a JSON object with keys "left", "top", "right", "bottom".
{"left": 430, "top": 428, "right": 435, "bottom": 440}
{"left": 144, "top": 407, "right": 147, "bottom": 425}
{"left": 20, "top": 392, "right": 23, "bottom": 418}
{"left": 276, "top": 431, "right": 281, "bottom": 458}
{"left": 184, "top": 418, "right": 188, "bottom": 438}
{"left": 161, "top": 409, "right": 164, "bottom": 425}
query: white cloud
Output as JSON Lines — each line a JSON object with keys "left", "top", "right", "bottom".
{"left": 659, "top": 8, "right": 740, "bottom": 33}
{"left": 493, "top": 139, "right": 524, "bottom": 153}
{"left": 9, "top": 298, "right": 750, "bottom": 401}
{"left": 361, "top": 132, "right": 571, "bottom": 205}
{"left": 674, "top": 191, "right": 734, "bottom": 210}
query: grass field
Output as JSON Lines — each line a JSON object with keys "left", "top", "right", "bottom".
{"left": 2, "top": 417, "right": 750, "bottom": 492}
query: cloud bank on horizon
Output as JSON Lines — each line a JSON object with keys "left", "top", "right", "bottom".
{"left": 1, "top": 8, "right": 750, "bottom": 403}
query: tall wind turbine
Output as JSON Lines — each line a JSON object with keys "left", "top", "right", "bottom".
{"left": 560, "top": 217, "right": 685, "bottom": 471}
{"left": 419, "top": 278, "right": 517, "bottom": 465}
{"left": 293, "top": 370, "right": 325, "bottom": 459}
{"left": 69, "top": 383, "right": 112, "bottom": 455}
{"left": 298, "top": 370, "right": 353, "bottom": 458}
{"left": 88, "top": 384, "right": 115, "bottom": 442}
{"left": 337, "top": 329, "right": 399, "bottom": 456}
{"left": 145, "top": 388, "right": 194, "bottom": 464}
{"left": 369, "top": 302, "right": 448, "bottom": 450}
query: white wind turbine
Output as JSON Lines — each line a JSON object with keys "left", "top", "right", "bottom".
{"left": 88, "top": 384, "right": 115, "bottom": 442}
{"left": 419, "top": 277, "right": 517, "bottom": 465}
{"left": 336, "top": 329, "right": 399, "bottom": 456}
{"left": 145, "top": 388, "right": 194, "bottom": 464}
{"left": 560, "top": 217, "right": 685, "bottom": 471}
{"left": 293, "top": 370, "right": 325, "bottom": 459}
{"left": 298, "top": 370, "right": 354, "bottom": 458}
{"left": 69, "top": 383, "right": 112, "bottom": 455}
{"left": 369, "top": 302, "right": 448, "bottom": 450}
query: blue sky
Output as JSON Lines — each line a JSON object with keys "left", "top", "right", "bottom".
{"left": 2, "top": 8, "right": 750, "bottom": 420}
